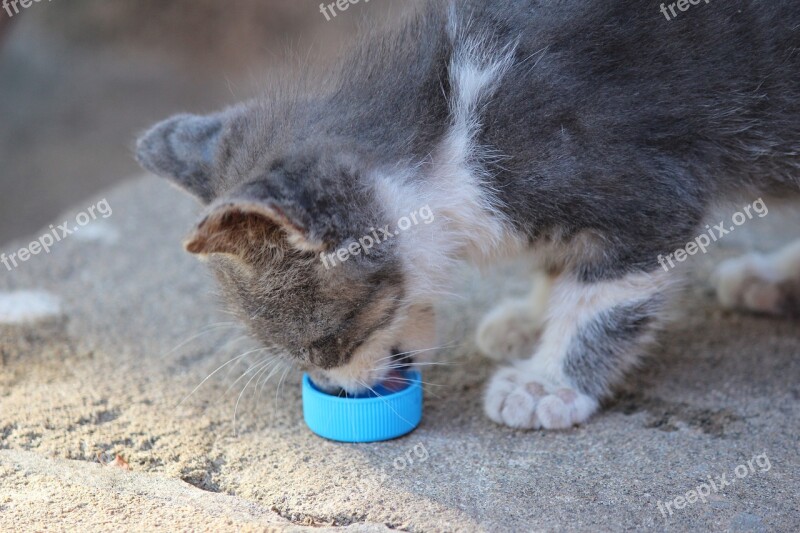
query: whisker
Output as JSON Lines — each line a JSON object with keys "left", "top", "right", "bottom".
{"left": 274, "top": 365, "right": 292, "bottom": 422}
{"left": 255, "top": 358, "right": 285, "bottom": 400}
{"left": 162, "top": 322, "right": 242, "bottom": 359}
{"left": 356, "top": 379, "right": 417, "bottom": 426}
{"left": 217, "top": 335, "right": 254, "bottom": 353}
{"left": 233, "top": 359, "right": 274, "bottom": 435}
{"left": 389, "top": 377, "right": 448, "bottom": 388}
{"left": 178, "top": 347, "right": 269, "bottom": 407}
{"left": 381, "top": 361, "right": 461, "bottom": 369}
{"left": 385, "top": 375, "right": 447, "bottom": 399}
{"left": 373, "top": 341, "right": 462, "bottom": 364}
{"left": 221, "top": 354, "right": 275, "bottom": 399}
{"left": 251, "top": 358, "right": 280, "bottom": 399}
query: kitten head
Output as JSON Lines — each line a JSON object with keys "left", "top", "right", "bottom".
{"left": 135, "top": 105, "right": 437, "bottom": 393}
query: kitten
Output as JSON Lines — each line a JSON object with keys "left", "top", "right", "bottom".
{"left": 136, "top": 0, "right": 800, "bottom": 430}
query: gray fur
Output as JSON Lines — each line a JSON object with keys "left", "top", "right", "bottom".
{"left": 564, "top": 297, "right": 663, "bottom": 398}
{"left": 194, "top": 172, "right": 404, "bottom": 370}
{"left": 136, "top": 113, "right": 225, "bottom": 204}
{"left": 471, "top": 0, "right": 800, "bottom": 281}
{"left": 136, "top": 0, "right": 799, "bottom": 397}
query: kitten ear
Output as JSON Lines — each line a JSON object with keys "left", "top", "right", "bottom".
{"left": 184, "top": 181, "right": 325, "bottom": 258}
{"left": 135, "top": 112, "right": 228, "bottom": 204}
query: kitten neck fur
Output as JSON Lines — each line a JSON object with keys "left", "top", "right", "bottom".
{"left": 366, "top": 4, "right": 525, "bottom": 303}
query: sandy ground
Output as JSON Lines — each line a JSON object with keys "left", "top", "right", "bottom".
{"left": 0, "top": 175, "right": 798, "bottom": 531}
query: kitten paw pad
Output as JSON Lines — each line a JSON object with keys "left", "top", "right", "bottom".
{"left": 484, "top": 368, "right": 598, "bottom": 429}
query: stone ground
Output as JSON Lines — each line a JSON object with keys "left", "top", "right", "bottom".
{"left": 0, "top": 176, "right": 798, "bottom": 532}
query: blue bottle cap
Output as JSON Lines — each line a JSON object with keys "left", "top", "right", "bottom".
{"left": 302, "top": 370, "right": 423, "bottom": 443}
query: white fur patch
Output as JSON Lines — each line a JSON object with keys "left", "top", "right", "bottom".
{"left": 484, "top": 365, "right": 599, "bottom": 429}
{"left": 532, "top": 269, "right": 673, "bottom": 385}
{"left": 373, "top": 13, "right": 523, "bottom": 303}
{"left": 0, "top": 290, "right": 62, "bottom": 324}
{"left": 325, "top": 16, "right": 526, "bottom": 393}
{"left": 476, "top": 272, "right": 553, "bottom": 361}
{"left": 483, "top": 269, "right": 673, "bottom": 429}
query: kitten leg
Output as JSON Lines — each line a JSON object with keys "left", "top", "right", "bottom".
{"left": 484, "top": 269, "right": 674, "bottom": 429}
{"left": 714, "top": 239, "right": 800, "bottom": 316}
{"left": 476, "top": 271, "right": 553, "bottom": 361}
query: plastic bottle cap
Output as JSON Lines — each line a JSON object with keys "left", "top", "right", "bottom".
{"left": 302, "top": 370, "right": 423, "bottom": 443}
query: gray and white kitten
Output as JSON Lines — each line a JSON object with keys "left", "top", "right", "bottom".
{"left": 136, "top": 1, "right": 800, "bottom": 430}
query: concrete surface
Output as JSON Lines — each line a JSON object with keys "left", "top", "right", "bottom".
{"left": 0, "top": 176, "right": 798, "bottom": 532}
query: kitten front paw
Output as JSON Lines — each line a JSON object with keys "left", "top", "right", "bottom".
{"left": 476, "top": 299, "right": 544, "bottom": 361}
{"left": 484, "top": 367, "right": 599, "bottom": 430}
